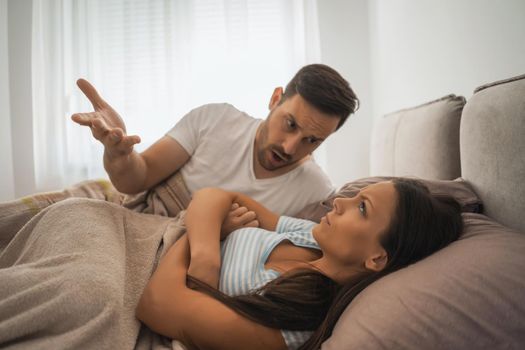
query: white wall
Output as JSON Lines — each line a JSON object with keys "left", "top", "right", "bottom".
{"left": 0, "top": 0, "right": 15, "bottom": 201}
{"left": 318, "top": 0, "right": 525, "bottom": 186}
{"left": 369, "top": 0, "right": 525, "bottom": 118}
{"left": 317, "top": 0, "right": 373, "bottom": 187}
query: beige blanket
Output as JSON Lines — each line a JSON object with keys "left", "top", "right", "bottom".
{"left": 0, "top": 173, "right": 192, "bottom": 349}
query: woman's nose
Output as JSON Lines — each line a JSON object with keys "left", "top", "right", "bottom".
{"left": 333, "top": 198, "right": 345, "bottom": 214}
{"left": 333, "top": 197, "right": 354, "bottom": 214}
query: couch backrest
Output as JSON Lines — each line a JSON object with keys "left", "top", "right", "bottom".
{"left": 370, "top": 94, "right": 465, "bottom": 180}
{"left": 460, "top": 74, "right": 525, "bottom": 233}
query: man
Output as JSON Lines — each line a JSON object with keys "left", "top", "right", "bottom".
{"left": 72, "top": 64, "right": 359, "bottom": 216}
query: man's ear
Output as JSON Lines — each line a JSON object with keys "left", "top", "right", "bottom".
{"left": 268, "top": 87, "right": 284, "bottom": 110}
{"left": 364, "top": 248, "right": 388, "bottom": 272}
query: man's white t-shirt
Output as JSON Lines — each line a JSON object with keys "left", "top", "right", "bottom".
{"left": 166, "top": 103, "right": 335, "bottom": 216}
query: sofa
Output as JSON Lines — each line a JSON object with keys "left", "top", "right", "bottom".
{"left": 297, "top": 73, "right": 525, "bottom": 349}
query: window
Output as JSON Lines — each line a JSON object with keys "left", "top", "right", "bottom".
{"left": 32, "top": 0, "right": 321, "bottom": 191}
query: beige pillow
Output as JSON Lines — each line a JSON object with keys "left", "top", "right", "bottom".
{"left": 370, "top": 94, "right": 465, "bottom": 180}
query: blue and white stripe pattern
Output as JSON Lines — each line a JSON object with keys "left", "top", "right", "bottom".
{"left": 218, "top": 216, "right": 320, "bottom": 349}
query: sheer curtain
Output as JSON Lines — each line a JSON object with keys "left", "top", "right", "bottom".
{"left": 32, "top": 0, "right": 323, "bottom": 192}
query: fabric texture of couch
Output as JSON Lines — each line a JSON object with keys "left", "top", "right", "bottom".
{"left": 460, "top": 73, "right": 525, "bottom": 233}
{"left": 370, "top": 94, "right": 465, "bottom": 180}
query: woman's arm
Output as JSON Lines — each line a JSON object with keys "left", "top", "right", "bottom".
{"left": 185, "top": 188, "right": 279, "bottom": 288}
{"left": 136, "top": 234, "right": 287, "bottom": 350}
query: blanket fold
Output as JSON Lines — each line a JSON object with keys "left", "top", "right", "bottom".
{"left": 0, "top": 171, "right": 192, "bottom": 349}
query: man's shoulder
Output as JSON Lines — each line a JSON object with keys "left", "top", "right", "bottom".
{"left": 183, "top": 103, "right": 258, "bottom": 130}
{"left": 193, "top": 103, "right": 254, "bottom": 119}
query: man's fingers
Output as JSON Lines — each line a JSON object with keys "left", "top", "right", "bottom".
{"left": 231, "top": 203, "right": 240, "bottom": 210}
{"left": 71, "top": 113, "right": 94, "bottom": 127}
{"left": 76, "top": 78, "right": 108, "bottom": 110}
{"left": 116, "top": 134, "right": 141, "bottom": 151}
{"left": 106, "top": 128, "right": 124, "bottom": 145}
{"left": 92, "top": 117, "right": 110, "bottom": 134}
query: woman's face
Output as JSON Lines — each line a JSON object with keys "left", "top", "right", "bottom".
{"left": 312, "top": 181, "right": 398, "bottom": 273}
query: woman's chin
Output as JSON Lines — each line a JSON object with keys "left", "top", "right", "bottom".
{"left": 312, "top": 223, "right": 322, "bottom": 242}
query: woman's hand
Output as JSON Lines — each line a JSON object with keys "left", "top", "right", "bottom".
{"left": 221, "top": 203, "right": 259, "bottom": 239}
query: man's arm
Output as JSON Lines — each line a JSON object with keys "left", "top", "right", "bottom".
{"left": 72, "top": 79, "right": 190, "bottom": 194}
{"left": 104, "top": 136, "right": 190, "bottom": 194}
{"left": 136, "top": 235, "right": 287, "bottom": 350}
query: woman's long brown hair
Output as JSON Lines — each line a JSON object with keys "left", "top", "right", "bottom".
{"left": 188, "top": 178, "right": 464, "bottom": 349}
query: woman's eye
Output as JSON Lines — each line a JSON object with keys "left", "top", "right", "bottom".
{"left": 358, "top": 201, "right": 367, "bottom": 217}
{"left": 307, "top": 137, "right": 318, "bottom": 144}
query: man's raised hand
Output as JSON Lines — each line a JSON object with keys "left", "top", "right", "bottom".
{"left": 71, "top": 79, "right": 141, "bottom": 159}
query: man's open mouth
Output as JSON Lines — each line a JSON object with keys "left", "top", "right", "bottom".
{"left": 271, "top": 150, "right": 286, "bottom": 163}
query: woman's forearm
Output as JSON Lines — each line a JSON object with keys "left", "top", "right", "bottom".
{"left": 185, "top": 187, "right": 279, "bottom": 288}
{"left": 185, "top": 188, "right": 237, "bottom": 287}
{"left": 186, "top": 188, "right": 233, "bottom": 257}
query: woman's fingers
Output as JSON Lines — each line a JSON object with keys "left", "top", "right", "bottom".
{"left": 235, "top": 210, "right": 256, "bottom": 226}
{"left": 228, "top": 206, "right": 257, "bottom": 226}
{"left": 230, "top": 206, "right": 248, "bottom": 217}
{"left": 244, "top": 220, "right": 259, "bottom": 228}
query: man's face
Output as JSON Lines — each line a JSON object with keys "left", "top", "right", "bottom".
{"left": 255, "top": 90, "right": 340, "bottom": 171}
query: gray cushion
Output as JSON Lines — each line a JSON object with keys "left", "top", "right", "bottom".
{"left": 370, "top": 95, "right": 465, "bottom": 180}
{"left": 322, "top": 213, "right": 525, "bottom": 350}
{"left": 460, "top": 73, "right": 525, "bottom": 233}
{"left": 294, "top": 176, "right": 482, "bottom": 222}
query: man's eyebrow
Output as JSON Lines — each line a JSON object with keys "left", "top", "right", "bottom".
{"left": 286, "top": 113, "right": 325, "bottom": 141}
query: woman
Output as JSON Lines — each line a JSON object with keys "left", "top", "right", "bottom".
{"left": 136, "top": 178, "right": 463, "bottom": 350}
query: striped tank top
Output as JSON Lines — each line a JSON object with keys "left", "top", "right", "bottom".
{"left": 218, "top": 216, "right": 320, "bottom": 349}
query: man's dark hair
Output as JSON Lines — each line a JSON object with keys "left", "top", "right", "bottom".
{"left": 281, "top": 64, "right": 359, "bottom": 130}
